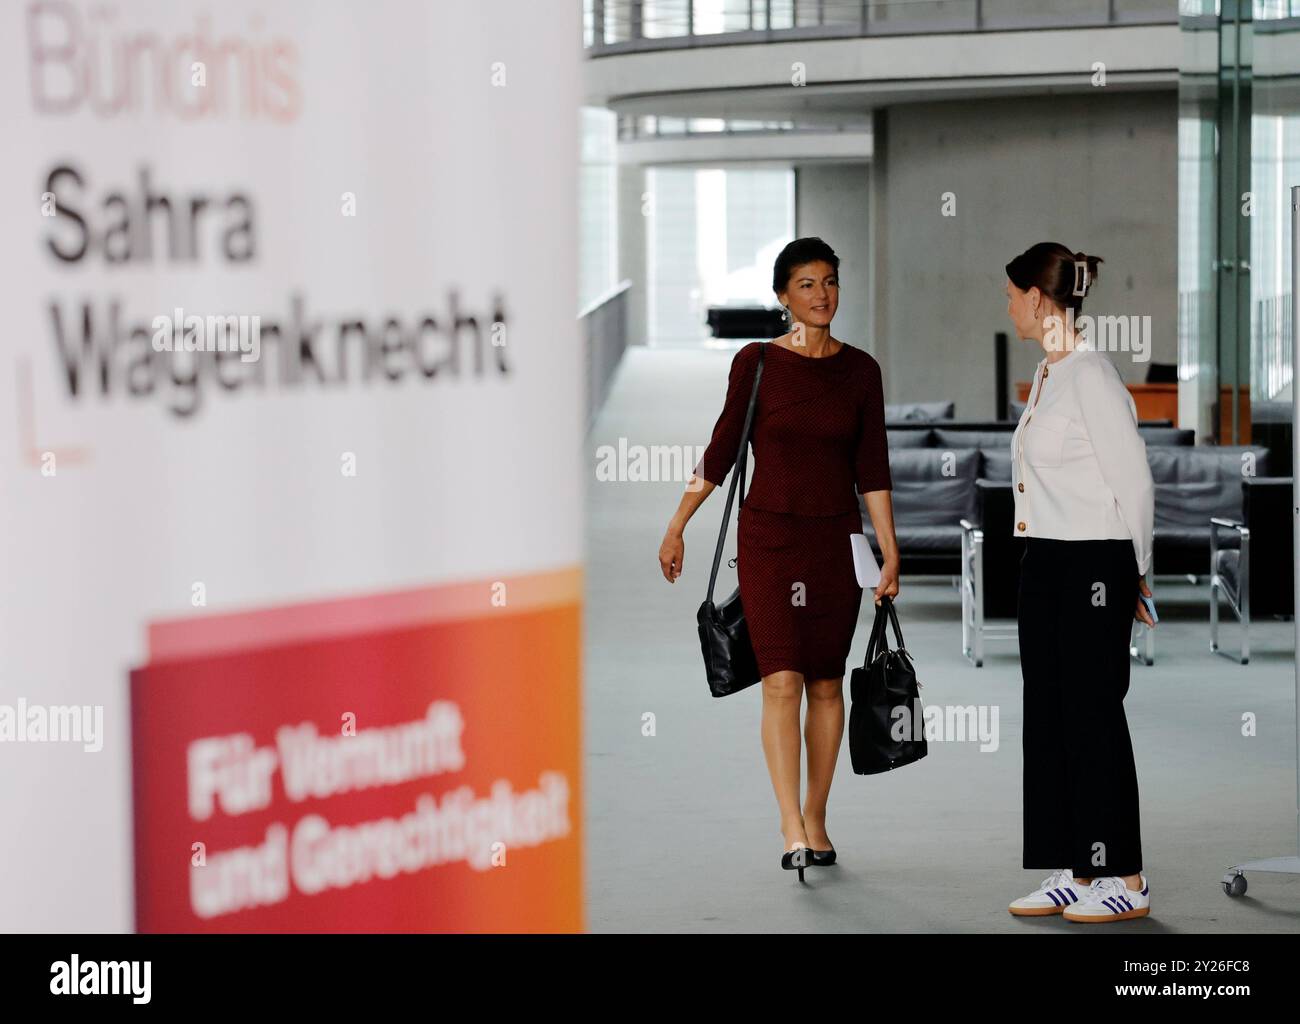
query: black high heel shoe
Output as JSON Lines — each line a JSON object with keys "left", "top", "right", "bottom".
{"left": 781, "top": 844, "right": 812, "bottom": 882}
{"left": 810, "top": 848, "right": 837, "bottom": 867}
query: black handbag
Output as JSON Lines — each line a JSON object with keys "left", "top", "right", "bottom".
{"left": 848, "top": 597, "right": 928, "bottom": 774}
{"left": 697, "top": 344, "right": 765, "bottom": 697}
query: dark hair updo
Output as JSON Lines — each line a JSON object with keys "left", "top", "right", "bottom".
{"left": 772, "top": 236, "right": 840, "bottom": 295}
{"left": 1005, "top": 242, "right": 1103, "bottom": 314}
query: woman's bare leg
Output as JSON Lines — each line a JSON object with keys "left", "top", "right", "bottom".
{"left": 761, "top": 670, "right": 808, "bottom": 849}
{"left": 802, "top": 676, "right": 844, "bottom": 850}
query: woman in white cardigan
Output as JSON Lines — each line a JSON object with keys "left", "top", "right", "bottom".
{"left": 1001, "top": 242, "right": 1157, "bottom": 923}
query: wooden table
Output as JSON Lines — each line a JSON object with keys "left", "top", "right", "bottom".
{"left": 1015, "top": 381, "right": 1251, "bottom": 439}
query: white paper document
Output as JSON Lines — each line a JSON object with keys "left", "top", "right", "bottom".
{"left": 850, "top": 533, "right": 881, "bottom": 589}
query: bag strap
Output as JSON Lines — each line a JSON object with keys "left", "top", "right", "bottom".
{"left": 885, "top": 596, "right": 906, "bottom": 650}
{"left": 705, "top": 344, "right": 765, "bottom": 605}
{"left": 863, "top": 598, "right": 889, "bottom": 668}
{"left": 862, "top": 596, "right": 905, "bottom": 668}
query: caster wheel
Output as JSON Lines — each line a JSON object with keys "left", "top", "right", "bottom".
{"left": 1222, "top": 874, "right": 1247, "bottom": 897}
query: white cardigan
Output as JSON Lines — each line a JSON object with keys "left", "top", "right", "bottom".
{"left": 1010, "top": 340, "right": 1155, "bottom": 576}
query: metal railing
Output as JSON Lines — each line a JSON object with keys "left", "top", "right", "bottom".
{"left": 617, "top": 113, "right": 871, "bottom": 139}
{"left": 585, "top": 0, "right": 1178, "bottom": 53}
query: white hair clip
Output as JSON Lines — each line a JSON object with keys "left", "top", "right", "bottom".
{"left": 1072, "top": 259, "right": 1090, "bottom": 297}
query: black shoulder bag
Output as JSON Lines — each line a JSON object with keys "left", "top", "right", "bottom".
{"left": 697, "top": 344, "right": 765, "bottom": 697}
{"left": 848, "top": 597, "right": 928, "bottom": 773}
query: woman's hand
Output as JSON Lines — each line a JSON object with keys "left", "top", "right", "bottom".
{"left": 872, "top": 558, "right": 900, "bottom": 606}
{"left": 660, "top": 480, "right": 714, "bottom": 584}
{"left": 659, "top": 528, "right": 685, "bottom": 583}
{"left": 1135, "top": 575, "right": 1155, "bottom": 627}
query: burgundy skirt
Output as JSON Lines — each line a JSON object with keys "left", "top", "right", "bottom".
{"left": 736, "top": 505, "right": 865, "bottom": 680}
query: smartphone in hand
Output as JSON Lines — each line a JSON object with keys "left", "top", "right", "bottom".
{"left": 1139, "top": 592, "right": 1158, "bottom": 625}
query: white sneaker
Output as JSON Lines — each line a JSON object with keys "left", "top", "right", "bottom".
{"left": 1008, "top": 869, "right": 1085, "bottom": 916}
{"left": 1063, "top": 875, "right": 1150, "bottom": 922}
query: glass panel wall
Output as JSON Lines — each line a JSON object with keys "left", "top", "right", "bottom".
{"left": 691, "top": 0, "right": 764, "bottom": 34}
{"left": 586, "top": 0, "right": 1176, "bottom": 47}
{"left": 646, "top": 166, "right": 794, "bottom": 345}
{"left": 868, "top": 0, "right": 975, "bottom": 30}
{"left": 642, "top": 0, "right": 693, "bottom": 38}
{"left": 1115, "top": 0, "right": 1184, "bottom": 19}
{"left": 1179, "top": 0, "right": 1296, "bottom": 460}
{"left": 1178, "top": 111, "right": 1219, "bottom": 440}
{"left": 981, "top": 0, "right": 1106, "bottom": 29}
{"left": 579, "top": 108, "right": 620, "bottom": 311}
{"left": 1251, "top": 1, "right": 1299, "bottom": 424}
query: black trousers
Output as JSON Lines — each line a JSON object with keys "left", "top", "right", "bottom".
{"left": 1018, "top": 538, "right": 1143, "bottom": 877}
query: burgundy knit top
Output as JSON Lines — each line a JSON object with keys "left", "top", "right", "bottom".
{"left": 695, "top": 340, "right": 893, "bottom": 516}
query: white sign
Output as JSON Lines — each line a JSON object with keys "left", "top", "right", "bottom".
{"left": 0, "top": 0, "right": 581, "bottom": 931}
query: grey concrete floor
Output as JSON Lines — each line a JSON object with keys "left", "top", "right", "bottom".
{"left": 583, "top": 345, "right": 1300, "bottom": 933}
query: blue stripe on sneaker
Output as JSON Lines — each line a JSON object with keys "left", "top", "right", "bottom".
{"left": 1066, "top": 888, "right": 1078, "bottom": 903}
{"left": 1141, "top": 887, "right": 1148, "bottom": 896}
{"left": 1121, "top": 896, "right": 1134, "bottom": 910}
{"left": 1104, "top": 897, "right": 1120, "bottom": 913}
{"left": 1047, "top": 890, "right": 1061, "bottom": 907}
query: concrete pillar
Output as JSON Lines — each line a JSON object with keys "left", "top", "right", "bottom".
{"left": 867, "top": 90, "right": 1178, "bottom": 417}
{"left": 794, "top": 161, "right": 872, "bottom": 357}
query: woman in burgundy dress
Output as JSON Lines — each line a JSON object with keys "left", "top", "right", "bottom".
{"left": 658, "top": 237, "right": 900, "bottom": 877}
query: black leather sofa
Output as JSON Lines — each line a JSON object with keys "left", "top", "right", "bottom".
{"left": 1209, "top": 477, "right": 1296, "bottom": 664}
{"left": 1147, "top": 446, "right": 1272, "bottom": 574}
{"left": 862, "top": 421, "right": 1195, "bottom": 577}
{"left": 951, "top": 441, "right": 1280, "bottom": 666}
{"left": 855, "top": 418, "right": 1280, "bottom": 666}
{"left": 884, "top": 401, "right": 955, "bottom": 422}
